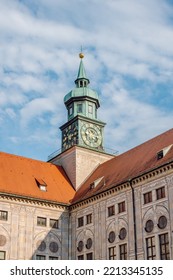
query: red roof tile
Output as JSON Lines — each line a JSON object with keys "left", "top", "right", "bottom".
{"left": 72, "top": 128, "right": 173, "bottom": 203}
{"left": 0, "top": 152, "right": 75, "bottom": 204}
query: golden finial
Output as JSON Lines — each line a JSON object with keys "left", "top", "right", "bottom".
{"left": 79, "top": 46, "right": 84, "bottom": 59}
{"left": 79, "top": 52, "right": 84, "bottom": 59}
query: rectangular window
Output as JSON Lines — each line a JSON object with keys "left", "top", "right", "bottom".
{"left": 68, "top": 106, "right": 73, "bottom": 116}
{"left": 0, "top": 251, "right": 6, "bottom": 260}
{"left": 156, "top": 186, "right": 165, "bottom": 200}
{"left": 108, "top": 205, "right": 115, "bottom": 217}
{"left": 146, "top": 236, "right": 156, "bottom": 260}
{"left": 36, "top": 255, "right": 46, "bottom": 260}
{"left": 78, "top": 255, "right": 84, "bottom": 260}
{"left": 119, "top": 244, "right": 127, "bottom": 260}
{"left": 78, "top": 217, "right": 84, "bottom": 227}
{"left": 0, "top": 210, "right": 8, "bottom": 221}
{"left": 88, "top": 104, "right": 93, "bottom": 114}
{"left": 86, "top": 252, "right": 93, "bottom": 260}
{"left": 159, "top": 233, "right": 170, "bottom": 260}
{"left": 144, "top": 191, "right": 152, "bottom": 204}
{"left": 109, "top": 246, "right": 116, "bottom": 260}
{"left": 77, "top": 104, "right": 83, "bottom": 113}
{"left": 50, "top": 219, "right": 59, "bottom": 229}
{"left": 37, "top": 217, "right": 46, "bottom": 227}
{"left": 86, "top": 214, "right": 92, "bottom": 224}
{"left": 49, "top": 256, "right": 59, "bottom": 260}
{"left": 118, "top": 201, "right": 126, "bottom": 213}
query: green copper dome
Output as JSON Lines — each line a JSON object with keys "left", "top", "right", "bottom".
{"left": 64, "top": 87, "right": 99, "bottom": 104}
{"left": 64, "top": 56, "right": 99, "bottom": 105}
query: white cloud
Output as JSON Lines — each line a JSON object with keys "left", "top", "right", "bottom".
{"left": 20, "top": 97, "right": 56, "bottom": 127}
{"left": 102, "top": 78, "right": 173, "bottom": 153}
{"left": 1, "top": 0, "right": 173, "bottom": 160}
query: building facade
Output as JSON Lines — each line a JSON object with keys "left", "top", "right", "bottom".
{"left": 0, "top": 54, "right": 173, "bottom": 260}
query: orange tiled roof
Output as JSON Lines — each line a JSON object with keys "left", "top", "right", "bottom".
{"left": 0, "top": 152, "right": 75, "bottom": 204}
{"left": 72, "top": 128, "right": 173, "bottom": 203}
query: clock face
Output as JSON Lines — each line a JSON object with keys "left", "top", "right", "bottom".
{"left": 81, "top": 123, "right": 102, "bottom": 148}
{"left": 62, "top": 122, "right": 78, "bottom": 150}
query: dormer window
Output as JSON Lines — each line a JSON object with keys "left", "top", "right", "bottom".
{"left": 35, "top": 178, "right": 47, "bottom": 192}
{"left": 157, "top": 150, "right": 163, "bottom": 160}
{"left": 90, "top": 176, "right": 105, "bottom": 189}
{"left": 157, "top": 144, "right": 173, "bottom": 160}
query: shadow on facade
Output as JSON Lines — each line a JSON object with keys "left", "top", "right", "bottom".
{"left": 31, "top": 210, "right": 70, "bottom": 260}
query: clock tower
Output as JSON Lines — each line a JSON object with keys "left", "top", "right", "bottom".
{"left": 60, "top": 53, "right": 105, "bottom": 152}
{"left": 49, "top": 53, "right": 114, "bottom": 190}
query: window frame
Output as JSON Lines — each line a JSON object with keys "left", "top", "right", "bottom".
{"left": 77, "top": 103, "right": 83, "bottom": 113}
{"left": 108, "top": 246, "right": 116, "bottom": 260}
{"left": 0, "top": 210, "right": 8, "bottom": 221}
{"left": 37, "top": 217, "right": 47, "bottom": 227}
{"left": 119, "top": 243, "right": 127, "bottom": 260}
{"left": 146, "top": 236, "right": 156, "bottom": 260}
{"left": 68, "top": 105, "right": 73, "bottom": 116}
{"left": 88, "top": 104, "right": 93, "bottom": 114}
{"left": 0, "top": 251, "right": 6, "bottom": 260}
{"left": 78, "top": 217, "right": 84, "bottom": 227}
{"left": 143, "top": 191, "right": 152, "bottom": 204}
{"left": 86, "top": 213, "right": 92, "bottom": 224}
{"left": 50, "top": 219, "right": 59, "bottom": 229}
{"left": 118, "top": 201, "right": 126, "bottom": 213}
{"left": 156, "top": 186, "right": 165, "bottom": 200}
{"left": 49, "top": 256, "right": 59, "bottom": 260}
{"left": 78, "top": 255, "right": 84, "bottom": 260}
{"left": 36, "top": 255, "right": 46, "bottom": 260}
{"left": 108, "top": 205, "right": 115, "bottom": 217}
{"left": 159, "top": 233, "right": 170, "bottom": 260}
{"left": 86, "top": 252, "right": 93, "bottom": 260}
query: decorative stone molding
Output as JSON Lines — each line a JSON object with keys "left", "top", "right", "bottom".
{"left": 71, "top": 183, "right": 130, "bottom": 210}
{"left": 10, "top": 205, "right": 21, "bottom": 213}
{"left": 0, "top": 193, "right": 69, "bottom": 210}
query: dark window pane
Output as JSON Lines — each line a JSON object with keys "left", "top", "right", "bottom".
{"left": 158, "top": 216, "right": 167, "bottom": 229}
{"left": 159, "top": 233, "right": 170, "bottom": 260}
{"left": 146, "top": 236, "right": 156, "bottom": 260}
{"left": 37, "top": 217, "right": 46, "bottom": 227}
{"left": 118, "top": 201, "right": 126, "bottom": 213}
{"left": 108, "top": 231, "right": 116, "bottom": 243}
{"left": 0, "top": 211, "right": 8, "bottom": 221}
{"left": 119, "top": 228, "right": 127, "bottom": 240}
{"left": 108, "top": 246, "right": 116, "bottom": 260}
{"left": 50, "top": 219, "right": 59, "bottom": 229}
{"left": 86, "top": 238, "right": 92, "bottom": 250}
{"left": 145, "top": 220, "right": 154, "bottom": 233}
{"left": 78, "top": 217, "right": 84, "bottom": 227}
{"left": 108, "top": 205, "right": 115, "bottom": 217}
{"left": 77, "top": 241, "right": 84, "bottom": 252}
{"left": 144, "top": 191, "right": 152, "bottom": 204}
{"left": 86, "top": 252, "right": 93, "bottom": 260}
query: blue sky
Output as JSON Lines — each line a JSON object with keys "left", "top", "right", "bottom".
{"left": 1, "top": 0, "right": 173, "bottom": 161}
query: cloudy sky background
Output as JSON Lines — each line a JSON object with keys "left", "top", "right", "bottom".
{"left": 1, "top": 0, "right": 173, "bottom": 161}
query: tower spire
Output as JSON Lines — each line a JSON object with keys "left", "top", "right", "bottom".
{"left": 75, "top": 52, "right": 90, "bottom": 87}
